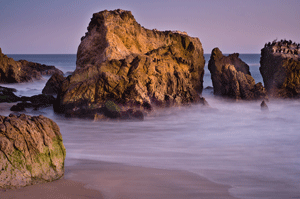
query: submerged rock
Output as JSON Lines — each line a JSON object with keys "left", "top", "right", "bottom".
{"left": 54, "top": 9, "right": 205, "bottom": 117}
{"left": 0, "top": 114, "right": 66, "bottom": 189}
{"left": 260, "top": 100, "right": 269, "bottom": 111}
{"left": 260, "top": 39, "right": 300, "bottom": 98}
{"left": 10, "top": 94, "right": 56, "bottom": 112}
{"left": 0, "top": 48, "right": 63, "bottom": 83}
{"left": 208, "top": 48, "right": 267, "bottom": 100}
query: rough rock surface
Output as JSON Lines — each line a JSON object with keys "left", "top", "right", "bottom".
{"left": 0, "top": 48, "right": 63, "bottom": 83}
{"left": 208, "top": 48, "right": 266, "bottom": 100}
{"left": 42, "top": 73, "right": 66, "bottom": 95}
{"left": 0, "top": 114, "right": 66, "bottom": 189}
{"left": 260, "top": 40, "right": 300, "bottom": 98}
{"left": 55, "top": 9, "right": 205, "bottom": 116}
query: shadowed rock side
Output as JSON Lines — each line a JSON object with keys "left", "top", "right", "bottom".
{"left": 42, "top": 73, "right": 66, "bottom": 95}
{"left": 0, "top": 114, "right": 66, "bottom": 189}
{"left": 208, "top": 48, "right": 266, "bottom": 100}
{"left": 260, "top": 40, "right": 300, "bottom": 98}
{"left": 54, "top": 9, "right": 205, "bottom": 117}
{"left": 0, "top": 48, "right": 63, "bottom": 83}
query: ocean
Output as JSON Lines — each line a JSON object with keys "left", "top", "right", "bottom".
{"left": 1, "top": 54, "right": 300, "bottom": 199}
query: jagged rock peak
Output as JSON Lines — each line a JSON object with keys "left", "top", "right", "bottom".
{"left": 54, "top": 9, "right": 205, "bottom": 117}
{"left": 76, "top": 9, "right": 204, "bottom": 70}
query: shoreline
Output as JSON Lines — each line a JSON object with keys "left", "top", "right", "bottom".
{"left": 1, "top": 158, "right": 238, "bottom": 199}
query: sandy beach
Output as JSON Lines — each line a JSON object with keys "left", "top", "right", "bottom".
{"left": 1, "top": 159, "right": 238, "bottom": 199}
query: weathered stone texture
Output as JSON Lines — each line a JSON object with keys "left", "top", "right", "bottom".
{"left": 0, "top": 114, "right": 66, "bottom": 189}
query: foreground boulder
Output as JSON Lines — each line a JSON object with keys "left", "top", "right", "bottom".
{"left": 54, "top": 9, "right": 205, "bottom": 116}
{"left": 0, "top": 48, "right": 63, "bottom": 83}
{"left": 208, "top": 48, "right": 267, "bottom": 100}
{"left": 260, "top": 39, "right": 300, "bottom": 98}
{"left": 0, "top": 114, "right": 66, "bottom": 189}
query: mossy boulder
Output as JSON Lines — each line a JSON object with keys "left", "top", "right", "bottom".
{"left": 0, "top": 114, "right": 66, "bottom": 189}
{"left": 54, "top": 9, "right": 205, "bottom": 117}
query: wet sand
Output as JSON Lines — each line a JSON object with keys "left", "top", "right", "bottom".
{"left": 1, "top": 159, "right": 238, "bottom": 199}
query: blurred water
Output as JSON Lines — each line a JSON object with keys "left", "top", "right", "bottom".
{"left": 1, "top": 54, "right": 299, "bottom": 199}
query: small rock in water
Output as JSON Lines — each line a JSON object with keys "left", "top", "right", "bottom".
{"left": 260, "top": 100, "right": 269, "bottom": 111}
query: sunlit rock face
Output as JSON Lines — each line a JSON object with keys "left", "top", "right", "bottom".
{"left": 55, "top": 9, "right": 206, "bottom": 117}
{"left": 208, "top": 48, "right": 266, "bottom": 100}
{"left": 0, "top": 114, "right": 66, "bottom": 189}
{"left": 260, "top": 40, "right": 300, "bottom": 98}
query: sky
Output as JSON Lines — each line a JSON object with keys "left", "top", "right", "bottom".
{"left": 0, "top": 0, "right": 299, "bottom": 54}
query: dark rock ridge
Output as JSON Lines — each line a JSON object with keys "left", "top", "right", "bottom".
{"left": 0, "top": 48, "right": 63, "bottom": 83}
{"left": 0, "top": 114, "right": 66, "bottom": 189}
{"left": 260, "top": 39, "right": 300, "bottom": 98}
{"left": 54, "top": 9, "right": 206, "bottom": 117}
{"left": 0, "top": 85, "right": 56, "bottom": 111}
{"left": 10, "top": 94, "right": 56, "bottom": 112}
{"left": 208, "top": 48, "right": 267, "bottom": 100}
{"left": 0, "top": 86, "right": 19, "bottom": 103}
{"left": 42, "top": 73, "right": 66, "bottom": 95}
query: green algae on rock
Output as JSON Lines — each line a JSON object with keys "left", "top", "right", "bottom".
{"left": 0, "top": 114, "right": 66, "bottom": 189}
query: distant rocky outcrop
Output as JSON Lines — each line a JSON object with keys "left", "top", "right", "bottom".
{"left": 208, "top": 48, "right": 267, "bottom": 100}
{"left": 54, "top": 9, "right": 206, "bottom": 117}
{"left": 0, "top": 114, "right": 66, "bottom": 189}
{"left": 0, "top": 48, "right": 63, "bottom": 83}
{"left": 260, "top": 39, "right": 300, "bottom": 98}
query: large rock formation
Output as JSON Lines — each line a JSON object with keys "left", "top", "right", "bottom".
{"left": 0, "top": 114, "right": 66, "bottom": 189}
{"left": 208, "top": 48, "right": 266, "bottom": 100}
{"left": 260, "top": 39, "right": 300, "bottom": 98}
{"left": 54, "top": 9, "right": 205, "bottom": 116}
{"left": 0, "top": 48, "right": 63, "bottom": 83}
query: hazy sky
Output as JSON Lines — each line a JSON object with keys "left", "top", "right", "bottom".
{"left": 0, "top": 0, "right": 299, "bottom": 54}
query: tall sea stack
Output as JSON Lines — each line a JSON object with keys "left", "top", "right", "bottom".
{"left": 55, "top": 9, "right": 205, "bottom": 117}
{"left": 260, "top": 40, "right": 300, "bottom": 98}
{"left": 208, "top": 48, "right": 266, "bottom": 100}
